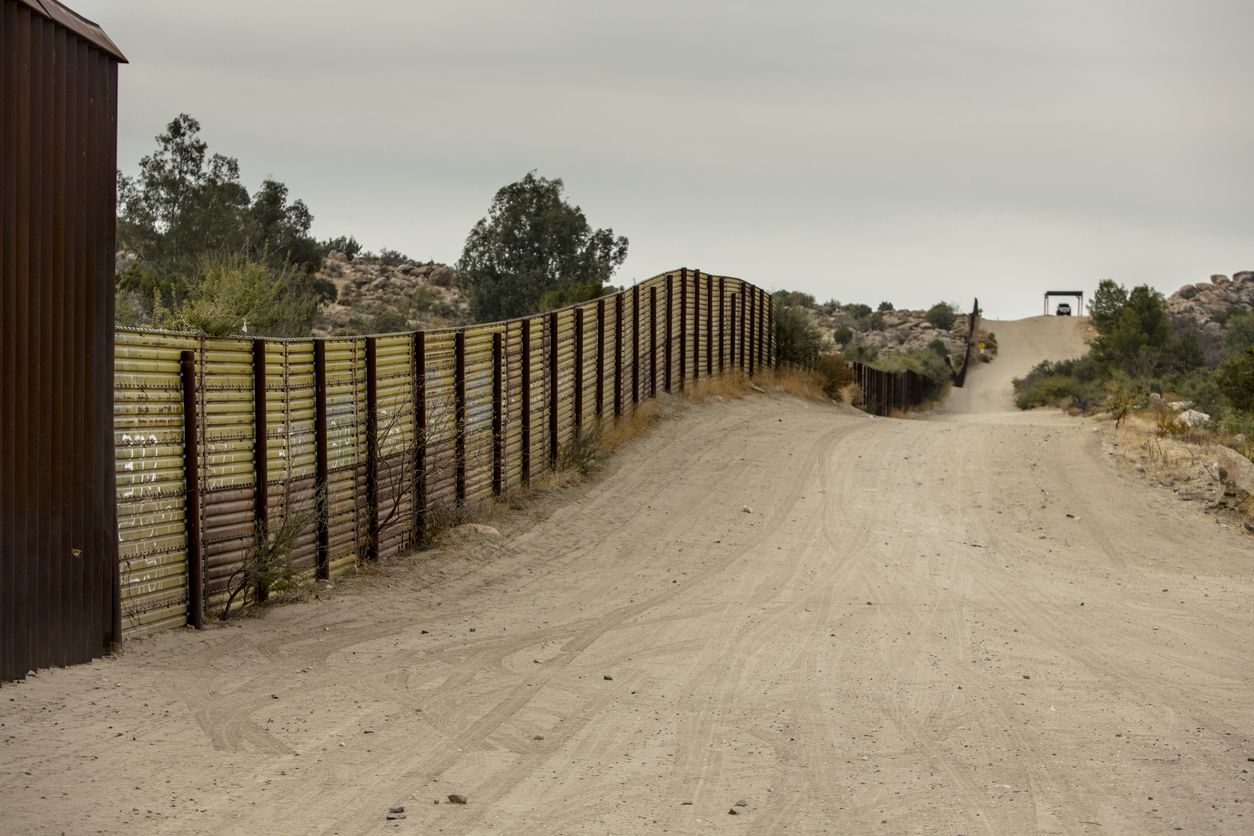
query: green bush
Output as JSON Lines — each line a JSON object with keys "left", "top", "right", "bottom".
{"left": 1216, "top": 348, "right": 1254, "bottom": 413}
{"left": 925, "top": 302, "right": 957, "bottom": 330}
{"left": 877, "top": 301, "right": 894, "bottom": 312}
{"left": 538, "top": 280, "right": 607, "bottom": 312}
{"left": 833, "top": 325, "right": 853, "bottom": 345}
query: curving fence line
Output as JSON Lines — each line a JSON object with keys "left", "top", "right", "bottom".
{"left": 114, "top": 269, "right": 775, "bottom": 636}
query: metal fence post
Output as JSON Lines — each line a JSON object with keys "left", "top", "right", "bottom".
{"left": 665, "top": 274, "right": 674, "bottom": 393}
{"left": 748, "top": 288, "right": 757, "bottom": 377}
{"left": 548, "top": 311, "right": 559, "bottom": 466}
{"left": 520, "top": 322, "right": 531, "bottom": 487}
{"left": 679, "top": 269, "right": 687, "bottom": 390}
{"left": 615, "top": 292, "right": 625, "bottom": 417}
{"left": 492, "top": 332, "right": 503, "bottom": 496}
{"left": 574, "top": 307, "right": 584, "bottom": 433}
{"left": 454, "top": 331, "right": 466, "bottom": 504}
{"left": 180, "top": 351, "right": 204, "bottom": 629}
{"left": 596, "top": 298, "right": 606, "bottom": 419}
{"left": 251, "top": 340, "right": 269, "bottom": 602}
{"left": 313, "top": 342, "right": 330, "bottom": 580}
{"left": 719, "top": 277, "right": 726, "bottom": 372}
{"left": 705, "top": 272, "right": 714, "bottom": 376}
{"left": 365, "top": 337, "right": 379, "bottom": 560}
{"left": 631, "top": 286, "right": 641, "bottom": 406}
{"left": 649, "top": 285, "right": 658, "bottom": 398}
{"left": 412, "top": 332, "right": 427, "bottom": 544}
{"left": 692, "top": 269, "right": 701, "bottom": 382}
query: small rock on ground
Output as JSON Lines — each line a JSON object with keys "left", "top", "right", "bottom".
{"left": 447, "top": 793, "right": 468, "bottom": 805}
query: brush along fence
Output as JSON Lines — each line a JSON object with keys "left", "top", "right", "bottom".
{"left": 114, "top": 269, "right": 774, "bottom": 635}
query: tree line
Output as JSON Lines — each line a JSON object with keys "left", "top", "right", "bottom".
{"left": 116, "top": 115, "right": 630, "bottom": 336}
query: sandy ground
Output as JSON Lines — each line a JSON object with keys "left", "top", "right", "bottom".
{"left": 3, "top": 317, "right": 1253, "bottom": 835}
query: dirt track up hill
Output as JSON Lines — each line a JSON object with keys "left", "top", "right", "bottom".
{"left": 2, "top": 316, "right": 1252, "bottom": 834}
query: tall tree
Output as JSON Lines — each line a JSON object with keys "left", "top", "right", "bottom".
{"left": 456, "top": 172, "right": 628, "bottom": 321}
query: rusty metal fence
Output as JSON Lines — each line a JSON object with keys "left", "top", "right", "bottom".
{"left": 114, "top": 269, "right": 774, "bottom": 636}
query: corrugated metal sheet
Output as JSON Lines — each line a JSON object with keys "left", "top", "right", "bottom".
{"left": 2, "top": 0, "right": 124, "bottom": 680}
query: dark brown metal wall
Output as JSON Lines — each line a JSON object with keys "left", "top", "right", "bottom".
{"left": 1, "top": 0, "right": 123, "bottom": 680}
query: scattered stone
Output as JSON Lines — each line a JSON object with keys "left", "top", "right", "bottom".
{"left": 741, "top": 506, "right": 753, "bottom": 514}
{"left": 603, "top": 674, "right": 614, "bottom": 681}
{"left": 447, "top": 793, "right": 468, "bottom": 805}
{"left": 1022, "top": 674, "right": 1031, "bottom": 680}
{"left": 533, "top": 735, "right": 544, "bottom": 740}
{"left": 1179, "top": 409, "right": 1211, "bottom": 428}
{"left": 735, "top": 799, "right": 748, "bottom": 807}
{"left": 386, "top": 811, "right": 406, "bottom": 821}
{"left": 729, "top": 807, "right": 740, "bottom": 815}
{"left": 681, "top": 801, "right": 693, "bottom": 806}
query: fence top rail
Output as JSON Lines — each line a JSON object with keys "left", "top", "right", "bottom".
{"left": 116, "top": 267, "right": 774, "bottom": 345}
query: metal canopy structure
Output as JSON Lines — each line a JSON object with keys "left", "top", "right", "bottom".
{"left": 1044, "top": 290, "right": 1084, "bottom": 316}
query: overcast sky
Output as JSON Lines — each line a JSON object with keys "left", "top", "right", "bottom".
{"left": 79, "top": 0, "right": 1252, "bottom": 318}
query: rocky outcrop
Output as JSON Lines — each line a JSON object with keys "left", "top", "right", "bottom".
{"left": 802, "top": 304, "right": 974, "bottom": 362}
{"left": 314, "top": 251, "right": 468, "bottom": 336}
{"left": 1166, "top": 271, "right": 1254, "bottom": 329}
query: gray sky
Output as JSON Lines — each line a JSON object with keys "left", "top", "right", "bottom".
{"left": 80, "top": 0, "right": 1253, "bottom": 318}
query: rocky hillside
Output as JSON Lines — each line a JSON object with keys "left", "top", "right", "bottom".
{"left": 314, "top": 250, "right": 468, "bottom": 336}
{"left": 1166, "top": 271, "right": 1253, "bottom": 330}
{"left": 792, "top": 297, "right": 981, "bottom": 364}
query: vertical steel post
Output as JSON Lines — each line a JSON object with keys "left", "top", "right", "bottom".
{"left": 548, "top": 311, "right": 559, "bottom": 466}
{"left": 365, "top": 337, "right": 379, "bottom": 560}
{"left": 492, "top": 331, "right": 503, "bottom": 496}
{"left": 631, "top": 286, "right": 640, "bottom": 406}
{"left": 412, "top": 332, "right": 427, "bottom": 544}
{"left": 251, "top": 340, "right": 269, "bottom": 601}
{"left": 615, "top": 292, "right": 625, "bottom": 417}
{"left": 719, "top": 277, "right": 726, "bottom": 372}
{"left": 649, "top": 285, "right": 658, "bottom": 398}
{"left": 313, "top": 342, "right": 330, "bottom": 580}
{"left": 678, "top": 269, "right": 687, "bottom": 390}
{"left": 454, "top": 331, "right": 466, "bottom": 504}
{"left": 595, "top": 298, "right": 606, "bottom": 419}
{"left": 574, "top": 307, "right": 584, "bottom": 432}
{"left": 705, "top": 273, "right": 713, "bottom": 376}
{"left": 520, "top": 322, "right": 531, "bottom": 486}
{"left": 766, "top": 293, "right": 774, "bottom": 367}
{"left": 692, "top": 269, "right": 700, "bottom": 382}
{"left": 665, "top": 275, "right": 674, "bottom": 393}
{"left": 180, "top": 351, "right": 204, "bottom": 630}
{"left": 748, "top": 288, "right": 756, "bottom": 377}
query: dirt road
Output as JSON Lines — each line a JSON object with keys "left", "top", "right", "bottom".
{"left": 3, "top": 318, "right": 1252, "bottom": 834}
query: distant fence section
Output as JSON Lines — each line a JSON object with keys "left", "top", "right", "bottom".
{"left": 853, "top": 299, "right": 981, "bottom": 416}
{"left": 951, "top": 298, "right": 980, "bottom": 388}
{"left": 115, "top": 269, "right": 774, "bottom": 636}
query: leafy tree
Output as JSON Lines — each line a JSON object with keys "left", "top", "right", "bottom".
{"left": 117, "top": 114, "right": 322, "bottom": 315}
{"left": 1093, "top": 284, "right": 1169, "bottom": 372}
{"left": 1216, "top": 348, "right": 1254, "bottom": 413}
{"left": 925, "top": 302, "right": 957, "bottom": 330}
{"left": 833, "top": 325, "right": 853, "bottom": 345}
{"left": 877, "top": 301, "right": 894, "bottom": 312}
{"left": 456, "top": 172, "right": 628, "bottom": 321}
{"left": 1088, "top": 279, "right": 1128, "bottom": 334}
{"left": 773, "top": 305, "right": 823, "bottom": 366}
{"left": 1226, "top": 310, "right": 1254, "bottom": 356}
{"left": 846, "top": 303, "right": 872, "bottom": 320}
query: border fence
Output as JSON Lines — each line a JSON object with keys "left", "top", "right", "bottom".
{"left": 114, "top": 269, "right": 774, "bottom": 636}
{"left": 852, "top": 299, "right": 981, "bottom": 416}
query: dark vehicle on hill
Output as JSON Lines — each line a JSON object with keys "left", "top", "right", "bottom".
{"left": 1055, "top": 302, "right": 1072, "bottom": 316}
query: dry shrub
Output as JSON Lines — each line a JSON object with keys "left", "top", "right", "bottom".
{"left": 815, "top": 353, "right": 854, "bottom": 400}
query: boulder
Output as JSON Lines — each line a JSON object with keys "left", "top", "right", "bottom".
{"left": 1216, "top": 446, "right": 1254, "bottom": 500}
{"left": 1178, "top": 409, "right": 1211, "bottom": 427}
{"left": 1177, "top": 284, "right": 1198, "bottom": 300}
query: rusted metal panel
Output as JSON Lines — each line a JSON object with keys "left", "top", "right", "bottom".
{"left": 2, "top": 0, "right": 123, "bottom": 680}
